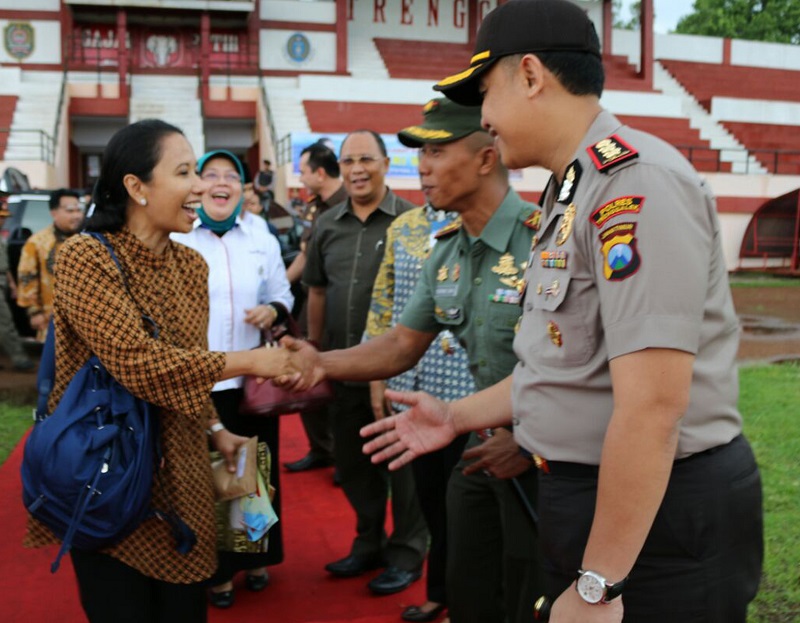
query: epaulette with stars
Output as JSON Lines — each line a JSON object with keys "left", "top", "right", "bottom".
{"left": 587, "top": 134, "right": 639, "bottom": 173}
{"left": 434, "top": 220, "right": 462, "bottom": 239}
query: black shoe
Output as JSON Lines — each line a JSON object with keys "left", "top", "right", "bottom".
{"left": 401, "top": 603, "right": 446, "bottom": 622}
{"left": 332, "top": 468, "right": 342, "bottom": 487}
{"left": 325, "top": 553, "right": 383, "bottom": 578}
{"left": 208, "top": 589, "right": 235, "bottom": 609}
{"left": 367, "top": 566, "right": 422, "bottom": 595}
{"left": 245, "top": 572, "right": 270, "bottom": 592}
{"left": 284, "top": 453, "right": 334, "bottom": 472}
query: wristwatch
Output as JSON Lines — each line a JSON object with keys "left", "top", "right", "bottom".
{"left": 206, "top": 421, "right": 226, "bottom": 436}
{"left": 575, "top": 569, "right": 628, "bottom": 604}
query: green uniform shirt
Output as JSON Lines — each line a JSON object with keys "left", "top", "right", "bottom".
{"left": 400, "top": 189, "right": 540, "bottom": 390}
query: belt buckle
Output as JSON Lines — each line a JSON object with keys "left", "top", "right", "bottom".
{"left": 533, "top": 454, "right": 550, "bottom": 474}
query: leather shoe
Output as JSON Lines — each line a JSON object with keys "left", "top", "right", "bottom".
{"left": 208, "top": 589, "right": 234, "bottom": 609}
{"left": 367, "top": 566, "right": 421, "bottom": 595}
{"left": 245, "top": 572, "right": 270, "bottom": 592}
{"left": 401, "top": 603, "right": 446, "bottom": 622}
{"left": 325, "top": 553, "right": 383, "bottom": 577}
{"left": 284, "top": 453, "right": 334, "bottom": 472}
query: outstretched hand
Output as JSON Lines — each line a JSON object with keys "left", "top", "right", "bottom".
{"left": 360, "top": 389, "right": 458, "bottom": 470}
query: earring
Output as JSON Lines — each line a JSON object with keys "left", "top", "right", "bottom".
{"left": 140, "top": 198, "right": 147, "bottom": 206}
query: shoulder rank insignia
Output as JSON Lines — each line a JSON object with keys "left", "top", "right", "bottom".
{"left": 587, "top": 134, "right": 638, "bottom": 173}
{"left": 590, "top": 196, "right": 645, "bottom": 229}
{"left": 557, "top": 160, "right": 582, "bottom": 204}
{"left": 434, "top": 220, "right": 462, "bottom": 239}
{"left": 523, "top": 210, "right": 542, "bottom": 231}
{"left": 599, "top": 222, "right": 641, "bottom": 281}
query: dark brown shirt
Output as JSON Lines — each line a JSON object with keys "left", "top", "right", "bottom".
{"left": 25, "top": 228, "right": 226, "bottom": 583}
{"left": 299, "top": 184, "right": 348, "bottom": 245}
{"left": 303, "top": 188, "right": 413, "bottom": 350}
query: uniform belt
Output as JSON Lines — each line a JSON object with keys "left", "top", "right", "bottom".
{"left": 521, "top": 435, "right": 741, "bottom": 477}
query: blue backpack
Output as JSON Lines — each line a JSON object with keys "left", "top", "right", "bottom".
{"left": 21, "top": 232, "right": 195, "bottom": 572}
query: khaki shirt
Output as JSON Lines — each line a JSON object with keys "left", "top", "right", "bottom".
{"left": 512, "top": 110, "right": 742, "bottom": 464}
{"left": 300, "top": 184, "right": 347, "bottom": 246}
{"left": 400, "top": 189, "right": 540, "bottom": 391}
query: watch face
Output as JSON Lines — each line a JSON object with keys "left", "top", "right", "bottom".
{"left": 577, "top": 571, "right": 605, "bottom": 604}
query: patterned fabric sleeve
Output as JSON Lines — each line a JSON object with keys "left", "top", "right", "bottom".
{"left": 55, "top": 237, "right": 225, "bottom": 420}
{"left": 15, "top": 238, "right": 42, "bottom": 313}
{"left": 365, "top": 220, "right": 398, "bottom": 339}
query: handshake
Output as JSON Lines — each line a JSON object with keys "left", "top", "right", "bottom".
{"left": 267, "top": 336, "right": 328, "bottom": 391}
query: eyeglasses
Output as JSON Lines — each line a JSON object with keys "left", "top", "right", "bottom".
{"left": 201, "top": 170, "right": 241, "bottom": 184}
{"left": 338, "top": 155, "right": 382, "bottom": 167}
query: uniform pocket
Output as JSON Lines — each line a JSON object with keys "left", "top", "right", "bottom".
{"left": 527, "top": 275, "right": 597, "bottom": 367}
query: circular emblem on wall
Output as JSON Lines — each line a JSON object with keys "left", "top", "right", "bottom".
{"left": 286, "top": 33, "right": 310, "bottom": 63}
{"left": 4, "top": 22, "right": 35, "bottom": 61}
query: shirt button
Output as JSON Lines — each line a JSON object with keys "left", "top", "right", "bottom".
{"left": 476, "top": 318, "right": 484, "bottom": 326}
{"left": 525, "top": 303, "right": 533, "bottom": 311}
{"left": 473, "top": 277, "right": 482, "bottom": 285}
{"left": 512, "top": 417, "right": 520, "bottom": 426}
{"left": 479, "top": 359, "right": 487, "bottom": 367}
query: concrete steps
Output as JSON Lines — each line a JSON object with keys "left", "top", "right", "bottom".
{"left": 654, "top": 62, "right": 765, "bottom": 174}
{"left": 129, "top": 75, "right": 205, "bottom": 156}
{"left": 5, "top": 71, "right": 63, "bottom": 161}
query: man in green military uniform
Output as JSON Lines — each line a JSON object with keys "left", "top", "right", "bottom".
{"left": 288, "top": 99, "right": 544, "bottom": 623}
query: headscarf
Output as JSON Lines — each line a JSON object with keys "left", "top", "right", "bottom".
{"left": 197, "top": 149, "right": 245, "bottom": 234}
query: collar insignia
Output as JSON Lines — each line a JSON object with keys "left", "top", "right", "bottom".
{"left": 523, "top": 210, "right": 542, "bottom": 231}
{"left": 434, "top": 220, "right": 462, "bottom": 239}
{"left": 557, "top": 160, "right": 582, "bottom": 203}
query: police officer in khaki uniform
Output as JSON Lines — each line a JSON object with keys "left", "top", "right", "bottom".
{"left": 287, "top": 99, "right": 544, "bottom": 622}
{"left": 360, "top": 2, "right": 763, "bottom": 623}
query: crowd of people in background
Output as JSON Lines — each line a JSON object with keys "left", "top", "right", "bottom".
{"left": 16, "top": 2, "right": 763, "bottom": 623}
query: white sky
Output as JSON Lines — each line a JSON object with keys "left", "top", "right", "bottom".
{"left": 618, "top": 0, "right": 696, "bottom": 34}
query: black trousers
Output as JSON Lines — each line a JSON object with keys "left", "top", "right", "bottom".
{"left": 329, "top": 382, "right": 428, "bottom": 570}
{"left": 410, "top": 432, "right": 469, "bottom": 605}
{"left": 538, "top": 434, "right": 763, "bottom": 622}
{"left": 71, "top": 549, "right": 206, "bottom": 623}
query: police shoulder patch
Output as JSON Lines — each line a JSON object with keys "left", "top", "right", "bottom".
{"left": 599, "top": 222, "right": 641, "bottom": 281}
{"left": 435, "top": 220, "right": 462, "bottom": 239}
{"left": 590, "top": 196, "right": 645, "bottom": 228}
{"left": 587, "top": 134, "right": 638, "bottom": 173}
{"left": 522, "top": 209, "right": 542, "bottom": 231}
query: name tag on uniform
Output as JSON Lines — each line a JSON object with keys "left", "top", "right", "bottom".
{"left": 435, "top": 284, "right": 458, "bottom": 297}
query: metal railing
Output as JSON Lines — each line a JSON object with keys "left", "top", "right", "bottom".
{"left": 0, "top": 128, "right": 56, "bottom": 164}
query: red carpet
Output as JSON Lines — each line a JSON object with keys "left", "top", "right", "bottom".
{"left": 0, "top": 414, "right": 427, "bottom": 623}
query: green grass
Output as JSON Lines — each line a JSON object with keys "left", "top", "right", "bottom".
{"left": 0, "top": 401, "right": 32, "bottom": 465}
{"left": 740, "top": 362, "right": 800, "bottom": 623}
{"left": 1, "top": 364, "right": 798, "bottom": 621}
{"left": 730, "top": 275, "right": 800, "bottom": 288}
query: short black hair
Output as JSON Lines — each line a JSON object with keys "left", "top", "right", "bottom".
{"left": 341, "top": 130, "right": 388, "bottom": 158}
{"left": 300, "top": 142, "right": 340, "bottom": 178}
{"left": 536, "top": 50, "right": 604, "bottom": 97}
{"left": 85, "top": 119, "right": 184, "bottom": 233}
{"left": 49, "top": 188, "right": 81, "bottom": 211}
{"left": 501, "top": 31, "right": 604, "bottom": 98}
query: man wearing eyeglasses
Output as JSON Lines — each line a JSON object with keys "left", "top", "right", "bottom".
{"left": 17, "top": 188, "right": 84, "bottom": 342}
{"left": 302, "top": 130, "right": 428, "bottom": 595}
